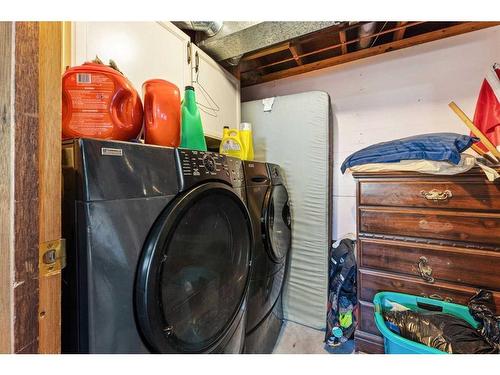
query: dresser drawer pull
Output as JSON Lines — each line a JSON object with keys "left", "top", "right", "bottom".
{"left": 420, "top": 189, "right": 453, "bottom": 201}
{"left": 417, "top": 256, "right": 435, "bottom": 283}
{"left": 421, "top": 293, "right": 453, "bottom": 303}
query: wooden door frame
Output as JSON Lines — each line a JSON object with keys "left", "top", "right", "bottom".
{"left": 38, "top": 21, "right": 63, "bottom": 354}
{"left": 0, "top": 21, "right": 15, "bottom": 354}
{"left": 0, "top": 21, "right": 62, "bottom": 354}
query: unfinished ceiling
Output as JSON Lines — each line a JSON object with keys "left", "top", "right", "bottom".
{"left": 173, "top": 21, "right": 341, "bottom": 65}
{"left": 228, "top": 21, "right": 500, "bottom": 87}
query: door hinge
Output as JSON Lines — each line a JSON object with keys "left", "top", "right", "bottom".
{"left": 187, "top": 42, "right": 192, "bottom": 65}
{"left": 39, "top": 239, "right": 66, "bottom": 277}
{"left": 194, "top": 50, "right": 199, "bottom": 74}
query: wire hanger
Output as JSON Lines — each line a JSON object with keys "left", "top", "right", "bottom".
{"left": 193, "top": 52, "right": 220, "bottom": 118}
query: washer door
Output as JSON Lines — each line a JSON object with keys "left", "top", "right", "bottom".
{"left": 135, "top": 182, "right": 253, "bottom": 353}
{"left": 263, "top": 185, "right": 291, "bottom": 263}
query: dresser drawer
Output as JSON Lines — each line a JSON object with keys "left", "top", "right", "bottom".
{"left": 359, "top": 268, "right": 500, "bottom": 312}
{"left": 359, "top": 238, "right": 500, "bottom": 289}
{"left": 354, "top": 331, "right": 384, "bottom": 354}
{"left": 359, "top": 207, "right": 500, "bottom": 247}
{"left": 358, "top": 180, "right": 500, "bottom": 211}
{"left": 359, "top": 301, "right": 380, "bottom": 336}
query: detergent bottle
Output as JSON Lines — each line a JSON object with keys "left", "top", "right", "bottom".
{"left": 239, "top": 122, "right": 254, "bottom": 161}
{"left": 62, "top": 60, "right": 143, "bottom": 141}
{"left": 180, "top": 86, "right": 207, "bottom": 151}
{"left": 219, "top": 127, "right": 245, "bottom": 159}
{"left": 222, "top": 126, "right": 230, "bottom": 138}
{"left": 142, "top": 79, "right": 181, "bottom": 147}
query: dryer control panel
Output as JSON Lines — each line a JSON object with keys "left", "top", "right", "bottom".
{"left": 176, "top": 149, "right": 245, "bottom": 190}
{"left": 267, "top": 163, "right": 284, "bottom": 186}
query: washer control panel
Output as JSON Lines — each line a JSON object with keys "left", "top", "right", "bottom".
{"left": 176, "top": 149, "right": 245, "bottom": 189}
{"left": 203, "top": 154, "right": 217, "bottom": 173}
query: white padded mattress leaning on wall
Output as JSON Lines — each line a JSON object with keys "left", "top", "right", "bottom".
{"left": 242, "top": 91, "right": 332, "bottom": 330}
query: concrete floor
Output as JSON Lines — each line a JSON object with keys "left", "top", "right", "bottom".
{"left": 273, "top": 320, "right": 355, "bottom": 354}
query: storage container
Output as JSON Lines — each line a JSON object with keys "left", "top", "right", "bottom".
{"left": 220, "top": 123, "right": 254, "bottom": 160}
{"left": 239, "top": 122, "right": 254, "bottom": 161}
{"left": 62, "top": 62, "right": 143, "bottom": 140}
{"left": 180, "top": 86, "right": 207, "bottom": 151}
{"left": 220, "top": 128, "right": 245, "bottom": 159}
{"left": 373, "top": 291, "right": 480, "bottom": 354}
{"left": 143, "top": 79, "right": 181, "bottom": 147}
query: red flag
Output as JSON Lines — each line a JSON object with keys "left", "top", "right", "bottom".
{"left": 473, "top": 63, "right": 500, "bottom": 153}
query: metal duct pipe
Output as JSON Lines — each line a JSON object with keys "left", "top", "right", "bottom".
{"left": 358, "top": 22, "right": 377, "bottom": 49}
{"left": 225, "top": 55, "right": 243, "bottom": 66}
{"left": 197, "top": 21, "right": 340, "bottom": 63}
{"left": 172, "top": 21, "right": 342, "bottom": 65}
{"left": 172, "top": 21, "right": 223, "bottom": 37}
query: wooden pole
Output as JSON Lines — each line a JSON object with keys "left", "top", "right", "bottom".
{"left": 448, "top": 101, "right": 500, "bottom": 159}
{"left": 471, "top": 144, "right": 499, "bottom": 164}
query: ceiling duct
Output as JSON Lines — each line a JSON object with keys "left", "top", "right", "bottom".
{"left": 174, "top": 21, "right": 341, "bottom": 66}
{"left": 172, "top": 21, "right": 224, "bottom": 37}
{"left": 357, "top": 22, "right": 377, "bottom": 49}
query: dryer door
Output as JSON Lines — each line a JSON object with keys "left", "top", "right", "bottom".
{"left": 263, "top": 184, "right": 292, "bottom": 263}
{"left": 135, "top": 182, "right": 253, "bottom": 353}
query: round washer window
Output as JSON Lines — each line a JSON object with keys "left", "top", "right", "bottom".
{"left": 266, "top": 185, "right": 291, "bottom": 262}
{"left": 136, "top": 184, "right": 252, "bottom": 353}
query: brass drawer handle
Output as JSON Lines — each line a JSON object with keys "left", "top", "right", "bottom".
{"left": 418, "top": 256, "right": 434, "bottom": 283}
{"left": 420, "top": 293, "right": 453, "bottom": 303}
{"left": 420, "top": 189, "right": 452, "bottom": 201}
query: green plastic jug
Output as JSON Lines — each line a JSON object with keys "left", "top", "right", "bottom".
{"left": 180, "top": 86, "right": 207, "bottom": 151}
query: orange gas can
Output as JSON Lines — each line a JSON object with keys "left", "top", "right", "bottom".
{"left": 142, "top": 79, "right": 181, "bottom": 147}
{"left": 62, "top": 61, "right": 143, "bottom": 140}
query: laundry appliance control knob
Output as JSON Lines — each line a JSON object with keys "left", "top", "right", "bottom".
{"left": 203, "top": 155, "right": 216, "bottom": 172}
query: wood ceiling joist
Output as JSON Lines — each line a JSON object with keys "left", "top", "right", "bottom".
{"left": 241, "top": 42, "right": 291, "bottom": 62}
{"left": 240, "top": 22, "right": 363, "bottom": 63}
{"left": 242, "top": 22, "right": 499, "bottom": 87}
{"left": 339, "top": 30, "right": 348, "bottom": 54}
{"left": 292, "top": 21, "right": 364, "bottom": 46}
{"left": 240, "top": 21, "right": 425, "bottom": 74}
{"left": 289, "top": 43, "right": 303, "bottom": 65}
{"left": 393, "top": 21, "right": 408, "bottom": 41}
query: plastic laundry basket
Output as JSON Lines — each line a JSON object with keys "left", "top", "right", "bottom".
{"left": 373, "top": 292, "right": 480, "bottom": 354}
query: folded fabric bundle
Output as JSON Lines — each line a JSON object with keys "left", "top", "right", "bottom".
{"left": 345, "top": 153, "right": 476, "bottom": 175}
{"left": 341, "top": 133, "right": 479, "bottom": 174}
{"left": 475, "top": 160, "right": 500, "bottom": 182}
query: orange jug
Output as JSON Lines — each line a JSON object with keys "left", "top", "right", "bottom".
{"left": 142, "top": 79, "right": 181, "bottom": 147}
{"left": 62, "top": 61, "right": 143, "bottom": 141}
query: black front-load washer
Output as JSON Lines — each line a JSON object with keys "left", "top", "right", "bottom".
{"left": 62, "top": 138, "right": 253, "bottom": 353}
{"left": 242, "top": 161, "right": 291, "bottom": 353}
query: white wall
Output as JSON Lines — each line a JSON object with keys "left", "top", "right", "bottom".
{"left": 241, "top": 26, "right": 500, "bottom": 239}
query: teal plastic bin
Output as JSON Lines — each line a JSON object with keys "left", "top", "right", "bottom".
{"left": 373, "top": 292, "right": 480, "bottom": 354}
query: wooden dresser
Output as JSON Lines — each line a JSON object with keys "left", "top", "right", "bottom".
{"left": 352, "top": 167, "right": 500, "bottom": 354}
